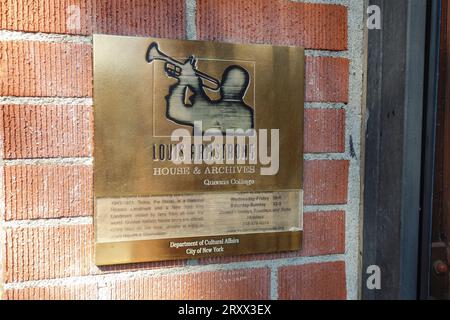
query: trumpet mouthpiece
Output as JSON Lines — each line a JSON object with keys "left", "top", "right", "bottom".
{"left": 146, "top": 42, "right": 159, "bottom": 63}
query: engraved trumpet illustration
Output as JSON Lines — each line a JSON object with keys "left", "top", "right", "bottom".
{"left": 146, "top": 42, "right": 254, "bottom": 134}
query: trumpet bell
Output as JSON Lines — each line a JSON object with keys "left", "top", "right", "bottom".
{"left": 146, "top": 42, "right": 161, "bottom": 63}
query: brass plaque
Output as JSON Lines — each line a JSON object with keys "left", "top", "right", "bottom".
{"left": 93, "top": 35, "right": 305, "bottom": 265}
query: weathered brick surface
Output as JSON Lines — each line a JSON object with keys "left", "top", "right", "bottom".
{"left": 5, "top": 225, "right": 94, "bottom": 283}
{"left": 4, "top": 283, "right": 98, "bottom": 300}
{"left": 108, "top": 268, "right": 271, "bottom": 300}
{"left": 0, "top": 0, "right": 353, "bottom": 301}
{"left": 0, "top": 41, "right": 92, "bottom": 97}
{"left": 4, "top": 223, "right": 185, "bottom": 282}
{"left": 304, "top": 108, "right": 345, "bottom": 153}
{"left": 304, "top": 160, "right": 349, "bottom": 205}
{"left": 0, "top": 0, "right": 185, "bottom": 38}
{"left": 199, "top": 211, "right": 345, "bottom": 265}
{"left": 278, "top": 261, "right": 347, "bottom": 300}
{"left": 4, "top": 165, "right": 93, "bottom": 220}
{"left": 300, "top": 211, "right": 345, "bottom": 256}
{"left": 305, "top": 57, "right": 349, "bottom": 103}
{"left": 2, "top": 105, "right": 92, "bottom": 159}
{"left": 197, "top": 0, "right": 347, "bottom": 51}
{"left": 95, "top": 259, "right": 185, "bottom": 275}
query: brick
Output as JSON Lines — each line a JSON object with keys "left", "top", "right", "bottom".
{"left": 0, "top": 0, "right": 185, "bottom": 38}
{"left": 95, "top": 260, "right": 185, "bottom": 275}
{"left": 108, "top": 268, "right": 270, "bottom": 300}
{"left": 5, "top": 225, "right": 94, "bottom": 283}
{"left": 199, "top": 211, "right": 345, "bottom": 265}
{"left": 197, "top": 0, "right": 347, "bottom": 51}
{"left": 4, "top": 223, "right": 185, "bottom": 282}
{"left": 4, "top": 283, "right": 98, "bottom": 300}
{"left": 300, "top": 211, "right": 345, "bottom": 256}
{"left": 305, "top": 57, "right": 349, "bottom": 103}
{"left": 304, "top": 160, "right": 349, "bottom": 205}
{"left": 0, "top": 41, "right": 92, "bottom": 97}
{"left": 304, "top": 108, "right": 345, "bottom": 153}
{"left": 4, "top": 165, "right": 93, "bottom": 220}
{"left": 278, "top": 261, "right": 347, "bottom": 300}
{"left": 2, "top": 105, "right": 92, "bottom": 159}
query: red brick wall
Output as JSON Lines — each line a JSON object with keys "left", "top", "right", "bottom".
{"left": 0, "top": 0, "right": 355, "bottom": 300}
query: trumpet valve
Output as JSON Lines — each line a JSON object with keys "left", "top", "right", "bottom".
{"left": 164, "top": 63, "right": 182, "bottom": 78}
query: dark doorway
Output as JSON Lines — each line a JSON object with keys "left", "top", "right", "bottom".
{"left": 430, "top": 0, "right": 450, "bottom": 300}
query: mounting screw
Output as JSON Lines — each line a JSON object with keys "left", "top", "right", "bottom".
{"left": 433, "top": 260, "right": 449, "bottom": 275}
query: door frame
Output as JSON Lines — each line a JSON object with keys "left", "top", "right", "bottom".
{"left": 419, "top": 0, "right": 443, "bottom": 300}
{"left": 362, "top": 0, "right": 440, "bottom": 299}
